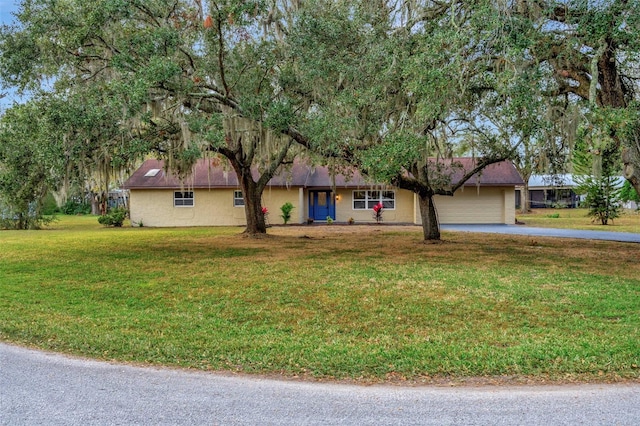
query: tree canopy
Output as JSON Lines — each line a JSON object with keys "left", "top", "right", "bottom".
{"left": 279, "top": 1, "right": 544, "bottom": 238}
{"left": 2, "top": 0, "right": 640, "bottom": 239}
{"left": 0, "top": 99, "right": 59, "bottom": 228}
{"left": 504, "top": 0, "right": 640, "bottom": 190}
{"left": 0, "top": 0, "right": 305, "bottom": 234}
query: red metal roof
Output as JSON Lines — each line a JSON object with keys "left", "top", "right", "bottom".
{"left": 122, "top": 158, "right": 523, "bottom": 189}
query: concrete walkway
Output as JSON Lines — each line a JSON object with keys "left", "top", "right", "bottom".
{"left": 1, "top": 343, "right": 639, "bottom": 425}
{"left": 441, "top": 224, "right": 640, "bottom": 243}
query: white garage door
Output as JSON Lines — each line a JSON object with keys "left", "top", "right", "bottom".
{"left": 434, "top": 187, "right": 505, "bottom": 224}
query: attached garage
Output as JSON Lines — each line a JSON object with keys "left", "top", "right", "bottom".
{"left": 433, "top": 187, "right": 512, "bottom": 224}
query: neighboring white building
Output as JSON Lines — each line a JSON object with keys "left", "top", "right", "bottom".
{"left": 517, "top": 174, "right": 626, "bottom": 209}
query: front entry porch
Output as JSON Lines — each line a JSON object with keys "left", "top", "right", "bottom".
{"left": 308, "top": 190, "right": 336, "bottom": 222}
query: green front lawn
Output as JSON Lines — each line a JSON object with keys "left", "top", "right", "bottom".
{"left": 518, "top": 208, "right": 640, "bottom": 233}
{"left": 1, "top": 215, "right": 638, "bottom": 384}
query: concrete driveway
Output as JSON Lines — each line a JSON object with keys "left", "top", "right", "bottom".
{"left": 441, "top": 224, "right": 640, "bottom": 243}
{"left": 2, "top": 343, "right": 639, "bottom": 426}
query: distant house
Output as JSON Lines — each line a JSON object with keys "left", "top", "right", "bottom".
{"left": 517, "top": 174, "right": 626, "bottom": 209}
{"left": 122, "top": 158, "right": 524, "bottom": 227}
{"left": 518, "top": 174, "right": 581, "bottom": 209}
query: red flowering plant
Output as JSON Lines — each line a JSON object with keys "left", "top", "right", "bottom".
{"left": 372, "top": 202, "right": 383, "bottom": 223}
{"left": 261, "top": 206, "right": 268, "bottom": 216}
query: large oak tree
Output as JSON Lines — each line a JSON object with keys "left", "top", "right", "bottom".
{"left": 507, "top": 0, "right": 640, "bottom": 192}
{"left": 281, "top": 0, "right": 640, "bottom": 239}
{"left": 279, "top": 1, "right": 531, "bottom": 239}
{"left": 0, "top": 0, "right": 303, "bottom": 234}
{"left": 5, "top": 1, "right": 638, "bottom": 241}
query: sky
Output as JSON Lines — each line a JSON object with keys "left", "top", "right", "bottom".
{"left": 0, "top": 0, "right": 18, "bottom": 24}
{"left": 0, "top": 0, "right": 22, "bottom": 110}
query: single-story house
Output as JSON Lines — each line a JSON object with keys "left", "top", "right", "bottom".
{"left": 516, "top": 174, "right": 627, "bottom": 209}
{"left": 122, "top": 158, "right": 524, "bottom": 227}
{"left": 517, "top": 174, "right": 581, "bottom": 209}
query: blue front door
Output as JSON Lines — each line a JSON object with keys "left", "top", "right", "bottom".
{"left": 309, "top": 191, "right": 335, "bottom": 221}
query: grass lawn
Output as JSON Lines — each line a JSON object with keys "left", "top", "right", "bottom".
{"left": 517, "top": 208, "right": 640, "bottom": 233}
{"left": 1, "top": 215, "right": 638, "bottom": 384}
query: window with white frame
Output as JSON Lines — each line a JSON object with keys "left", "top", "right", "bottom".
{"left": 352, "top": 190, "right": 395, "bottom": 210}
{"left": 174, "top": 191, "right": 194, "bottom": 207}
{"left": 233, "top": 190, "right": 245, "bottom": 207}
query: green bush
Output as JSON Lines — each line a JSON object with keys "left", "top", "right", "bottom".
{"left": 42, "top": 193, "right": 59, "bottom": 215}
{"left": 577, "top": 177, "right": 621, "bottom": 225}
{"left": 620, "top": 180, "right": 640, "bottom": 208}
{"left": 280, "top": 202, "right": 295, "bottom": 225}
{"left": 0, "top": 196, "right": 57, "bottom": 230}
{"left": 0, "top": 206, "right": 55, "bottom": 230}
{"left": 97, "top": 208, "right": 127, "bottom": 227}
{"left": 61, "top": 199, "right": 91, "bottom": 215}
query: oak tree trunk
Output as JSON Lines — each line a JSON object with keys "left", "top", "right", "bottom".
{"left": 520, "top": 184, "right": 530, "bottom": 214}
{"left": 237, "top": 167, "right": 267, "bottom": 235}
{"left": 596, "top": 42, "right": 640, "bottom": 196}
{"left": 418, "top": 192, "right": 441, "bottom": 241}
{"left": 622, "top": 145, "right": 640, "bottom": 197}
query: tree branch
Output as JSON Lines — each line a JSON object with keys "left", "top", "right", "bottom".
{"left": 212, "top": 5, "right": 231, "bottom": 97}
{"left": 447, "top": 156, "right": 509, "bottom": 194}
{"left": 256, "top": 137, "right": 293, "bottom": 191}
{"left": 132, "top": 2, "right": 162, "bottom": 27}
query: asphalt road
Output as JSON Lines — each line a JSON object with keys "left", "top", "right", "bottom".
{"left": 441, "top": 224, "right": 640, "bottom": 243}
{"left": 2, "top": 343, "right": 639, "bottom": 425}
